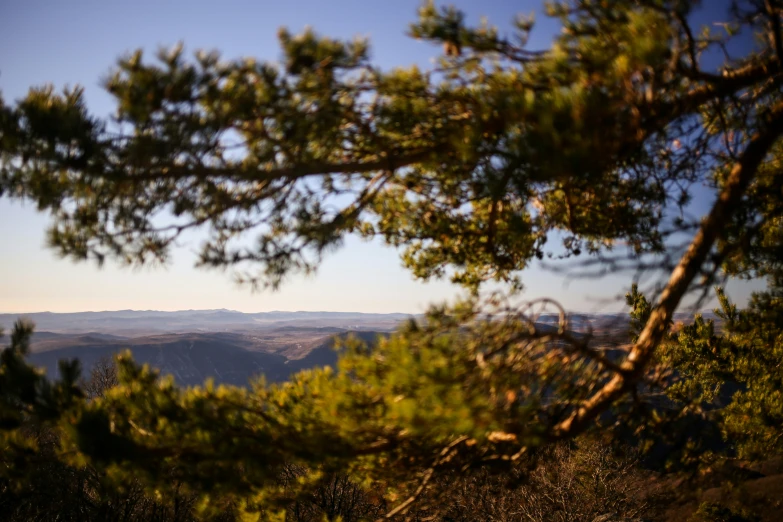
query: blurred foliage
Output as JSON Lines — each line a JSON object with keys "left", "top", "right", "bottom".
{"left": 688, "top": 501, "right": 761, "bottom": 522}
{"left": 662, "top": 276, "right": 783, "bottom": 461}
{"left": 2, "top": 0, "right": 783, "bottom": 517}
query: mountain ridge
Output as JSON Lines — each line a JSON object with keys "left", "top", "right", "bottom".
{"left": 24, "top": 329, "right": 381, "bottom": 387}
{"left": 0, "top": 309, "right": 416, "bottom": 335}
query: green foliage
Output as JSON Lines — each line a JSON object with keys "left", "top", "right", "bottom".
{"left": 688, "top": 501, "right": 760, "bottom": 522}
{"left": 1, "top": 357, "right": 239, "bottom": 522}
{"left": 2, "top": 0, "right": 783, "bottom": 516}
{"left": 1, "top": 322, "right": 81, "bottom": 427}
{"left": 41, "top": 301, "right": 610, "bottom": 512}
{"left": 626, "top": 283, "right": 654, "bottom": 343}
{"left": 620, "top": 277, "right": 783, "bottom": 467}
{"left": 1, "top": 1, "right": 741, "bottom": 290}
{"left": 665, "top": 278, "right": 783, "bottom": 460}
{"left": 0, "top": 322, "right": 84, "bottom": 487}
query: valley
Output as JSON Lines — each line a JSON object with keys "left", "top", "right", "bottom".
{"left": 2, "top": 308, "right": 712, "bottom": 387}
{"left": 0, "top": 310, "right": 402, "bottom": 386}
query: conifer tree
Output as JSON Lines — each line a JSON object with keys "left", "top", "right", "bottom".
{"left": 2, "top": 0, "right": 783, "bottom": 517}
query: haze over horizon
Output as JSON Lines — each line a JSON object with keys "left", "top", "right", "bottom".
{"left": 0, "top": 0, "right": 764, "bottom": 315}
{"left": 1, "top": 307, "right": 418, "bottom": 315}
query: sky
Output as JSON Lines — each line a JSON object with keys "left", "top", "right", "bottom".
{"left": 0, "top": 0, "right": 765, "bottom": 314}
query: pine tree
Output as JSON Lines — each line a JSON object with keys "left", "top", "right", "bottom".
{"left": 2, "top": 0, "right": 783, "bottom": 517}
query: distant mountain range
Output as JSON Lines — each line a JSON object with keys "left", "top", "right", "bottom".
{"left": 0, "top": 309, "right": 415, "bottom": 336}
{"left": 0, "top": 308, "right": 714, "bottom": 336}
{"left": 1, "top": 309, "right": 716, "bottom": 388}
{"left": 0, "top": 310, "right": 407, "bottom": 386}
{"left": 24, "top": 329, "right": 381, "bottom": 387}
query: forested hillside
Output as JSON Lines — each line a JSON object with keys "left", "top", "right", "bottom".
{"left": 2, "top": 0, "right": 783, "bottom": 519}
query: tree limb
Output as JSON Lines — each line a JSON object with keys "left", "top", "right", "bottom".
{"left": 106, "top": 148, "right": 442, "bottom": 183}
{"left": 552, "top": 100, "right": 783, "bottom": 439}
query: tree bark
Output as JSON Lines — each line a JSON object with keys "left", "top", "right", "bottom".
{"left": 553, "top": 101, "right": 783, "bottom": 439}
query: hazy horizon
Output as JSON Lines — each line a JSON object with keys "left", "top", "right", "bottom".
{"left": 0, "top": 303, "right": 724, "bottom": 316}
{"left": 0, "top": 308, "right": 419, "bottom": 315}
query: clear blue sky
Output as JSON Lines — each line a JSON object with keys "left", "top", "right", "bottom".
{"left": 0, "top": 0, "right": 763, "bottom": 314}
